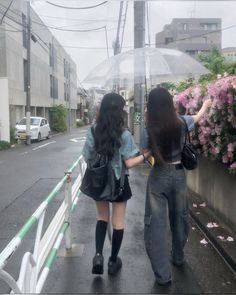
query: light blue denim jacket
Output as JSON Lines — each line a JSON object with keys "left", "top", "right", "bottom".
{"left": 82, "top": 127, "right": 139, "bottom": 179}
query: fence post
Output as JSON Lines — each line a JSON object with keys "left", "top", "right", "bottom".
{"left": 64, "top": 172, "right": 72, "bottom": 250}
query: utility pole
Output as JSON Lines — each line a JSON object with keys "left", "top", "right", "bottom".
{"left": 68, "top": 63, "right": 71, "bottom": 132}
{"left": 133, "top": 1, "right": 145, "bottom": 145}
{"left": 113, "top": 1, "right": 124, "bottom": 93}
{"left": 26, "top": 0, "right": 31, "bottom": 145}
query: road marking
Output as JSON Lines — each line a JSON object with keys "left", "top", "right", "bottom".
{"left": 20, "top": 152, "right": 28, "bottom": 155}
{"left": 70, "top": 137, "right": 86, "bottom": 143}
{"left": 32, "top": 141, "right": 56, "bottom": 151}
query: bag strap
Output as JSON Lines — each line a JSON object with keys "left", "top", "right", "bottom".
{"left": 91, "top": 125, "right": 126, "bottom": 188}
{"left": 91, "top": 126, "right": 95, "bottom": 139}
{"left": 181, "top": 117, "right": 191, "bottom": 145}
{"left": 120, "top": 162, "right": 126, "bottom": 188}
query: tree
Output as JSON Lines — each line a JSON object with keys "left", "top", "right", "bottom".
{"left": 198, "top": 47, "right": 226, "bottom": 75}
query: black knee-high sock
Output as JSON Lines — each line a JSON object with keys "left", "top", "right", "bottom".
{"left": 111, "top": 229, "right": 124, "bottom": 262}
{"left": 95, "top": 220, "right": 108, "bottom": 255}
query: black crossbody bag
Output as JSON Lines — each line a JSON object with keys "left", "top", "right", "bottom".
{"left": 181, "top": 117, "right": 198, "bottom": 170}
{"left": 80, "top": 127, "right": 126, "bottom": 201}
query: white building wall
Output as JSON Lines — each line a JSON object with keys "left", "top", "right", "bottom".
{"left": 0, "top": 78, "right": 10, "bottom": 142}
{"left": 0, "top": 0, "right": 78, "bottom": 131}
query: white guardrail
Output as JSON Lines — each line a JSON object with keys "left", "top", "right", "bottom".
{"left": 0, "top": 155, "right": 86, "bottom": 294}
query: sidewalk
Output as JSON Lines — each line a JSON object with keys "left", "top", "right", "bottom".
{"left": 188, "top": 191, "right": 236, "bottom": 273}
{"left": 41, "top": 164, "right": 236, "bottom": 294}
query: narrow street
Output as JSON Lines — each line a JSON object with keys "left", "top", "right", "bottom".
{"left": 0, "top": 129, "right": 235, "bottom": 294}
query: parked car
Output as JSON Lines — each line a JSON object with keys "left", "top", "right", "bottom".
{"left": 15, "top": 117, "right": 50, "bottom": 141}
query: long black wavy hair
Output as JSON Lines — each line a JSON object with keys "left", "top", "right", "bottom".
{"left": 94, "top": 93, "right": 126, "bottom": 159}
{"left": 146, "top": 87, "right": 182, "bottom": 163}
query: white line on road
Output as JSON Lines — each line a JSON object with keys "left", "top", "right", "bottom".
{"left": 20, "top": 152, "right": 28, "bottom": 155}
{"left": 70, "top": 137, "right": 86, "bottom": 143}
{"left": 32, "top": 141, "right": 56, "bottom": 151}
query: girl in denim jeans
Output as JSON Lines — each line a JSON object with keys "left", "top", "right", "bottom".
{"left": 141, "top": 87, "right": 211, "bottom": 285}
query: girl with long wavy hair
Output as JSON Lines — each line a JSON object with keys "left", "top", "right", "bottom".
{"left": 142, "top": 87, "right": 211, "bottom": 285}
{"left": 82, "top": 93, "right": 150, "bottom": 276}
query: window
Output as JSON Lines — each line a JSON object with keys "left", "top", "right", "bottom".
{"left": 67, "top": 84, "right": 69, "bottom": 101}
{"left": 53, "top": 77, "right": 58, "bottom": 99}
{"left": 186, "top": 50, "right": 197, "bottom": 56}
{"left": 23, "top": 59, "right": 27, "bottom": 92}
{"left": 182, "top": 23, "right": 188, "bottom": 31}
{"left": 50, "top": 75, "right": 53, "bottom": 98}
{"left": 49, "top": 43, "right": 53, "bottom": 67}
{"left": 53, "top": 47, "right": 57, "bottom": 71}
{"left": 165, "top": 37, "right": 173, "bottom": 45}
{"left": 50, "top": 75, "right": 58, "bottom": 99}
{"left": 64, "top": 82, "right": 67, "bottom": 100}
{"left": 200, "top": 23, "right": 218, "bottom": 31}
{"left": 22, "top": 14, "right": 27, "bottom": 48}
{"left": 64, "top": 59, "right": 68, "bottom": 78}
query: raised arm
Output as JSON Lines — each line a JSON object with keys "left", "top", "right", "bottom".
{"left": 192, "top": 99, "right": 212, "bottom": 124}
{"left": 124, "top": 151, "right": 151, "bottom": 169}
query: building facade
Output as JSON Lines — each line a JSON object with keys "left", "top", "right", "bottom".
{"left": 155, "top": 18, "right": 222, "bottom": 58}
{"left": 0, "top": 0, "right": 78, "bottom": 141}
{"left": 222, "top": 47, "right": 236, "bottom": 62}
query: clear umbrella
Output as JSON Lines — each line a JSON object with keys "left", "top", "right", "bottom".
{"left": 83, "top": 47, "right": 209, "bottom": 88}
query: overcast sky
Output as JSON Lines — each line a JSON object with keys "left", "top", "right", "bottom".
{"left": 31, "top": 0, "right": 236, "bottom": 87}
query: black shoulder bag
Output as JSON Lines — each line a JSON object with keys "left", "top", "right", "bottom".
{"left": 181, "top": 117, "right": 198, "bottom": 170}
{"left": 80, "top": 127, "right": 126, "bottom": 201}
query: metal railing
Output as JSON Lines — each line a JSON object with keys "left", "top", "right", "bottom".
{"left": 0, "top": 155, "right": 86, "bottom": 294}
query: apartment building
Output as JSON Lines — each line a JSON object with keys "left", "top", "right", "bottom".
{"left": 155, "top": 18, "right": 222, "bottom": 58}
{"left": 0, "top": 0, "right": 78, "bottom": 141}
{"left": 222, "top": 47, "right": 236, "bottom": 62}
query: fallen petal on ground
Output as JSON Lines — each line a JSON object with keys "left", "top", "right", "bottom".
{"left": 207, "top": 222, "right": 219, "bottom": 228}
{"left": 200, "top": 238, "right": 208, "bottom": 244}
{"left": 226, "top": 236, "right": 234, "bottom": 242}
{"left": 217, "top": 235, "right": 225, "bottom": 240}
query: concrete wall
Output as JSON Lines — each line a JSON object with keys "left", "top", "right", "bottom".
{"left": 0, "top": 78, "right": 10, "bottom": 142}
{"left": 0, "top": 0, "right": 78, "bottom": 129}
{"left": 187, "top": 156, "right": 236, "bottom": 229}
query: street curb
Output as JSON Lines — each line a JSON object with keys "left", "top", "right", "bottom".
{"left": 188, "top": 191, "right": 236, "bottom": 274}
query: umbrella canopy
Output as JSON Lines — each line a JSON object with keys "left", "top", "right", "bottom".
{"left": 83, "top": 47, "right": 209, "bottom": 88}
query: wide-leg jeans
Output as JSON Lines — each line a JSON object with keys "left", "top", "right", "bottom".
{"left": 144, "top": 164, "right": 190, "bottom": 284}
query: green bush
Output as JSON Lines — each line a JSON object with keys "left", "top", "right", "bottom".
{"left": 49, "top": 104, "right": 67, "bottom": 132}
{"left": 0, "top": 140, "right": 11, "bottom": 150}
{"left": 76, "top": 120, "right": 84, "bottom": 127}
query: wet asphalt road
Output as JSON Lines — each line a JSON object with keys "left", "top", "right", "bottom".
{"left": 0, "top": 127, "right": 236, "bottom": 294}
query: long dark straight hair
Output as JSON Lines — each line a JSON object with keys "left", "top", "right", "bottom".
{"left": 94, "top": 93, "right": 125, "bottom": 159}
{"left": 146, "top": 87, "right": 182, "bottom": 163}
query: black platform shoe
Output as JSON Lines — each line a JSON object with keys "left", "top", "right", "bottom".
{"left": 92, "top": 253, "right": 104, "bottom": 275}
{"left": 108, "top": 257, "right": 122, "bottom": 275}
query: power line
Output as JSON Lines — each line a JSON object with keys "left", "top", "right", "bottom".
{"left": 1, "top": 3, "right": 236, "bottom": 50}
{"left": 45, "top": 1, "right": 108, "bottom": 10}
{"left": 0, "top": 3, "right": 108, "bottom": 33}
{"left": 0, "top": 0, "right": 14, "bottom": 25}
{"left": 0, "top": 17, "right": 22, "bottom": 32}
{"left": 155, "top": 24, "right": 236, "bottom": 46}
{"left": 37, "top": 14, "right": 120, "bottom": 23}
